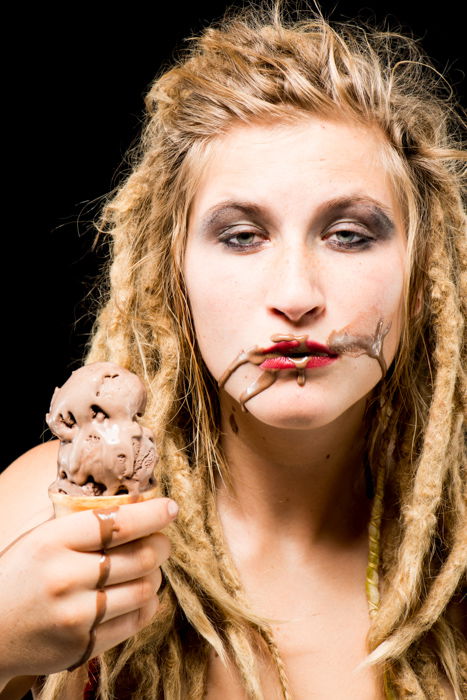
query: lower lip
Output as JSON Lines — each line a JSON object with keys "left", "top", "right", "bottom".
{"left": 259, "top": 356, "right": 338, "bottom": 370}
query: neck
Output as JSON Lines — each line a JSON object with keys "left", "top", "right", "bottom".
{"left": 216, "top": 396, "right": 372, "bottom": 551}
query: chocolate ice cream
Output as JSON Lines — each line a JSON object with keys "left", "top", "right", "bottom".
{"left": 47, "top": 362, "right": 157, "bottom": 497}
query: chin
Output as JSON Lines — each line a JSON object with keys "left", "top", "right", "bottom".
{"left": 243, "top": 392, "right": 353, "bottom": 431}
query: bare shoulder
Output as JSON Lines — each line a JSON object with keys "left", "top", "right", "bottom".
{"left": 0, "top": 441, "right": 58, "bottom": 549}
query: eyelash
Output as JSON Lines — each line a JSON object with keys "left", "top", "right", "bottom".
{"left": 217, "top": 228, "right": 375, "bottom": 251}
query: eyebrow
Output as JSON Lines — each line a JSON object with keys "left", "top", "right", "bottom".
{"left": 199, "top": 195, "right": 396, "bottom": 235}
{"left": 200, "top": 201, "right": 271, "bottom": 229}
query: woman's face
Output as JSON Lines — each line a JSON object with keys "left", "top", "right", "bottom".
{"left": 184, "top": 117, "right": 406, "bottom": 430}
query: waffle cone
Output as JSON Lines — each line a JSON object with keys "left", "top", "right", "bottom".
{"left": 49, "top": 485, "right": 159, "bottom": 518}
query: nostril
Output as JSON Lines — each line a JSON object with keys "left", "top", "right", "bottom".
{"left": 265, "top": 268, "right": 325, "bottom": 323}
{"left": 269, "top": 304, "right": 324, "bottom": 323}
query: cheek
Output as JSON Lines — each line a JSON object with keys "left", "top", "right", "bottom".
{"left": 185, "top": 245, "right": 258, "bottom": 323}
{"left": 184, "top": 254, "right": 253, "bottom": 377}
{"left": 188, "top": 271, "right": 245, "bottom": 333}
{"left": 332, "top": 253, "right": 405, "bottom": 362}
{"left": 336, "top": 253, "right": 404, "bottom": 308}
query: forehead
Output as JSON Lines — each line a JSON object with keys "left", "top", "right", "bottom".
{"left": 188, "top": 116, "right": 399, "bottom": 226}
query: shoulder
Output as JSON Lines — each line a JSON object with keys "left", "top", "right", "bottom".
{"left": 0, "top": 441, "right": 58, "bottom": 550}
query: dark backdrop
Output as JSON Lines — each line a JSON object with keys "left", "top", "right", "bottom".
{"left": 2, "top": 1, "right": 464, "bottom": 470}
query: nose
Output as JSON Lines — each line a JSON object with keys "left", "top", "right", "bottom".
{"left": 264, "top": 243, "right": 325, "bottom": 323}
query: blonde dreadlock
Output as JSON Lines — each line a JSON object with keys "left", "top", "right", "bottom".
{"left": 41, "top": 1, "right": 466, "bottom": 698}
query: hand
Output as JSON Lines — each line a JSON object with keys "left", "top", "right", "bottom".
{"left": 0, "top": 497, "right": 178, "bottom": 680}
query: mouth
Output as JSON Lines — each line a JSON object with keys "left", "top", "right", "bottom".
{"left": 259, "top": 338, "right": 339, "bottom": 370}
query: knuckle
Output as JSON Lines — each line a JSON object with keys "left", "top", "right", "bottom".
{"left": 139, "top": 577, "right": 155, "bottom": 604}
{"left": 138, "top": 596, "right": 160, "bottom": 628}
{"left": 153, "top": 568, "right": 163, "bottom": 593}
{"left": 155, "top": 533, "right": 172, "bottom": 563}
{"left": 124, "top": 596, "right": 160, "bottom": 637}
{"left": 44, "top": 569, "right": 73, "bottom": 599}
{"left": 55, "top": 601, "right": 88, "bottom": 632}
{"left": 137, "top": 541, "right": 158, "bottom": 573}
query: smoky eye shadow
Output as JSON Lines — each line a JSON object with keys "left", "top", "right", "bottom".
{"left": 200, "top": 203, "right": 269, "bottom": 234}
{"left": 198, "top": 198, "right": 397, "bottom": 241}
{"left": 363, "top": 206, "right": 395, "bottom": 239}
{"left": 322, "top": 206, "right": 395, "bottom": 243}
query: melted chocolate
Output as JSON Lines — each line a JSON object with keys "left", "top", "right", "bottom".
{"left": 67, "top": 507, "right": 119, "bottom": 672}
{"left": 328, "top": 319, "right": 391, "bottom": 376}
{"left": 218, "top": 320, "right": 390, "bottom": 411}
{"left": 237, "top": 369, "right": 277, "bottom": 409}
{"left": 218, "top": 333, "right": 312, "bottom": 412}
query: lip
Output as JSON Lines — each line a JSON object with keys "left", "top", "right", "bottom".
{"left": 262, "top": 339, "right": 337, "bottom": 355}
{"left": 259, "top": 356, "right": 337, "bottom": 369}
{"left": 259, "top": 338, "right": 339, "bottom": 371}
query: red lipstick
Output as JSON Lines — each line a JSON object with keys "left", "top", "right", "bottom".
{"left": 262, "top": 339, "right": 336, "bottom": 355}
{"left": 259, "top": 337, "right": 338, "bottom": 371}
{"left": 260, "top": 355, "right": 336, "bottom": 369}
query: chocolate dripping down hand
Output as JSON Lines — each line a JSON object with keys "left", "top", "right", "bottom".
{"left": 327, "top": 319, "right": 391, "bottom": 377}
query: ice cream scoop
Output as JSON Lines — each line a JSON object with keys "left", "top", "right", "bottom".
{"left": 47, "top": 362, "right": 157, "bottom": 499}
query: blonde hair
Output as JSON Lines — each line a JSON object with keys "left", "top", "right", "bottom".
{"left": 42, "top": 1, "right": 466, "bottom": 697}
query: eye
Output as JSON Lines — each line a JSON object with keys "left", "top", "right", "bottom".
{"left": 325, "top": 225, "right": 374, "bottom": 250}
{"left": 218, "top": 228, "right": 266, "bottom": 250}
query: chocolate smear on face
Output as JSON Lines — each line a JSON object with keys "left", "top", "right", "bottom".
{"left": 327, "top": 319, "right": 391, "bottom": 377}
{"left": 218, "top": 334, "right": 313, "bottom": 412}
{"left": 218, "top": 320, "right": 391, "bottom": 412}
{"left": 67, "top": 507, "right": 119, "bottom": 672}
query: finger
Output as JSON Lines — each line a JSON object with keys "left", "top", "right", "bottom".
{"left": 104, "top": 533, "right": 171, "bottom": 586}
{"left": 49, "top": 498, "right": 179, "bottom": 552}
{"left": 69, "top": 533, "right": 171, "bottom": 589}
{"left": 100, "top": 570, "right": 162, "bottom": 623}
{"left": 93, "top": 595, "right": 160, "bottom": 656}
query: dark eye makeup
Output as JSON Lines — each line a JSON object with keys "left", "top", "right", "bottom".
{"left": 216, "top": 222, "right": 378, "bottom": 252}
{"left": 217, "top": 229, "right": 265, "bottom": 250}
{"left": 199, "top": 196, "right": 396, "bottom": 253}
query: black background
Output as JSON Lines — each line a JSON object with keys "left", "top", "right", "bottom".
{"left": 2, "top": 1, "right": 465, "bottom": 470}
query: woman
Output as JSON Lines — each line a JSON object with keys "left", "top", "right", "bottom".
{"left": 0, "top": 2, "right": 465, "bottom": 698}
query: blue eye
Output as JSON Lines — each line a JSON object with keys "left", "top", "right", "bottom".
{"left": 326, "top": 228, "right": 374, "bottom": 249}
{"left": 218, "top": 230, "right": 264, "bottom": 250}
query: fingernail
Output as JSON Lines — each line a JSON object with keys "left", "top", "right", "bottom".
{"left": 167, "top": 500, "right": 179, "bottom": 517}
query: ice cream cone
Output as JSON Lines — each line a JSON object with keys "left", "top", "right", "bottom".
{"left": 49, "top": 485, "right": 160, "bottom": 518}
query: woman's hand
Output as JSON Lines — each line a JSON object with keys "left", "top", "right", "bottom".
{"left": 0, "top": 497, "right": 178, "bottom": 682}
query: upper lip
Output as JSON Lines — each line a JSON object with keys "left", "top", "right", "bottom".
{"left": 261, "top": 339, "right": 338, "bottom": 356}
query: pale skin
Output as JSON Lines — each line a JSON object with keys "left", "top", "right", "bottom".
{"left": 0, "top": 117, "right": 456, "bottom": 699}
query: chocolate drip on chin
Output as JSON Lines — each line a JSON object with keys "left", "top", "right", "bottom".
{"left": 239, "top": 370, "right": 278, "bottom": 411}
{"left": 67, "top": 507, "right": 119, "bottom": 672}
